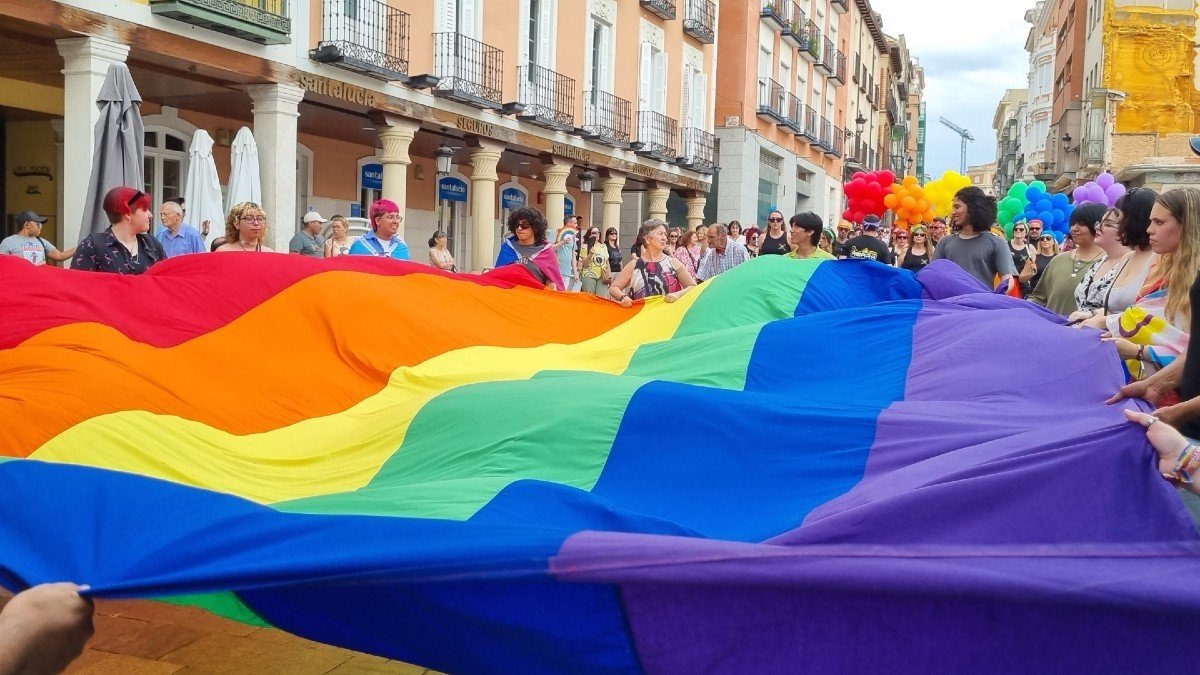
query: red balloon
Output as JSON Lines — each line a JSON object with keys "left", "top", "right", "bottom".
{"left": 861, "top": 199, "right": 875, "bottom": 212}
{"left": 879, "top": 170, "right": 895, "bottom": 187}
{"left": 852, "top": 210, "right": 865, "bottom": 222}
{"left": 852, "top": 171, "right": 866, "bottom": 181}
{"left": 842, "top": 209, "right": 853, "bottom": 221}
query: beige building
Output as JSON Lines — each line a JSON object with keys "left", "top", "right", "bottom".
{"left": 0, "top": 0, "right": 718, "bottom": 271}
{"left": 966, "top": 162, "right": 998, "bottom": 197}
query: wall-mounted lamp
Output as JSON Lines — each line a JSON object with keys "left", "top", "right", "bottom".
{"left": 1062, "top": 133, "right": 1079, "bottom": 155}
{"left": 579, "top": 171, "right": 596, "bottom": 193}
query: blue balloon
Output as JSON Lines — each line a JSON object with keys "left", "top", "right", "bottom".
{"left": 1026, "top": 188, "right": 1044, "bottom": 203}
{"left": 1051, "top": 193, "right": 1069, "bottom": 207}
{"left": 1039, "top": 211, "right": 1054, "bottom": 227}
{"left": 1052, "top": 210, "right": 1065, "bottom": 226}
{"left": 1036, "top": 199, "right": 1053, "bottom": 212}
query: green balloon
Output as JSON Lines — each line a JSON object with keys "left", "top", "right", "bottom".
{"left": 1030, "top": 180, "right": 1047, "bottom": 193}
{"left": 1003, "top": 223, "right": 1015, "bottom": 239}
{"left": 1008, "top": 182, "right": 1028, "bottom": 199}
{"left": 998, "top": 210, "right": 1014, "bottom": 225}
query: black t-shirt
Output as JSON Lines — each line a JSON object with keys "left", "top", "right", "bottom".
{"left": 843, "top": 234, "right": 892, "bottom": 265}
{"left": 1010, "top": 242, "right": 1032, "bottom": 272}
{"left": 1178, "top": 275, "right": 1200, "bottom": 438}
{"left": 759, "top": 231, "right": 791, "bottom": 256}
{"left": 1029, "top": 253, "right": 1055, "bottom": 291}
{"left": 897, "top": 248, "right": 931, "bottom": 272}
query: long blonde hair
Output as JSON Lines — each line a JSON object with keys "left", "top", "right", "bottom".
{"left": 225, "top": 202, "right": 269, "bottom": 244}
{"left": 1151, "top": 188, "right": 1200, "bottom": 325}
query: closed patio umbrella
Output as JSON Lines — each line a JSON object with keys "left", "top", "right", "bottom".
{"left": 81, "top": 62, "right": 145, "bottom": 238}
{"left": 225, "top": 126, "right": 261, "bottom": 215}
{"left": 182, "top": 130, "right": 224, "bottom": 247}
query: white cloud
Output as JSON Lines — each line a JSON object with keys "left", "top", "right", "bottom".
{"left": 867, "top": 0, "right": 1031, "bottom": 179}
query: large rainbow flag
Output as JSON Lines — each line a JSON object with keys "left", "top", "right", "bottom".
{"left": 1, "top": 253, "right": 1199, "bottom": 673}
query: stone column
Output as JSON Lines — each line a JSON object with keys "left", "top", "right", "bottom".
{"left": 599, "top": 173, "right": 626, "bottom": 236}
{"left": 377, "top": 116, "right": 420, "bottom": 239}
{"left": 468, "top": 139, "right": 504, "bottom": 272}
{"left": 646, "top": 183, "right": 671, "bottom": 222}
{"left": 56, "top": 36, "right": 129, "bottom": 249}
{"left": 685, "top": 193, "right": 707, "bottom": 231}
{"left": 542, "top": 158, "right": 573, "bottom": 232}
{"left": 247, "top": 83, "right": 304, "bottom": 252}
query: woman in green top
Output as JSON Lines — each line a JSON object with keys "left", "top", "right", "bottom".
{"left": 1028, "top": 203, "right": 1107, "bottom": 315}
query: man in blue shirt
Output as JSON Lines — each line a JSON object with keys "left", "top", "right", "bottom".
{"left": 156, "top": 201, "right": 206, "bottom": 257}
{"left": 348, "top": 198, "right": 410, "bottom": 260}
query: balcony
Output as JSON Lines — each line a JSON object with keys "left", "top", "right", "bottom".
{"left": 781, "top": 5, "right": 807, "bottom": 49}
{"left": 885, "top": 94, "right": 900, "bottom": 124}
{"left": 1083, "top": 139, "right": 1104, "bottom": 166}
{"left": 800, "top": 105, "right": 819, "bottom": 142}
{"left": 149, "top": 0, "right": 289, "bottom": 45}
{"left": 817, "top": 117, "right": 835, "bottom": 153}
{"left": 760, "top": 0, "right": 788, "bottom": 30}
{"left": 783, "top": 93, "right": 803, "bottom": 134}
{"left": 310, "top": 0, "right": 408, "bottom": 81}
{"left": 635, "top": 110, "right": 680, "bottom": 163}
{"left": 830, "top": 125, "right": 844, "bottom": 157}
{"left": 517, "top": 64, "right": 575, "bottom": 132}
{"left": 756, "top": 77, "right": 787, "bottom": 124}
{"left": 641, "top": 0, "right": 676, "bottom": 20}
{"left": 680, "top": 127, "right": 716, "bottom": 174}
{"left": 831, "top": 0, "right": 849, "bottom": 13}
{"left": 581, "top": 90, "right": 632, "bottom": 148}
{"left": 682, "top": 0, "right": 716, "bottom": 44}
{"left": 433, "top": 32, "right": 503, "bottom": 109}
{"left": 800, "top": 20, "right": 821, "bottom": 61}
{"left": 830, "top": 49, "right": 846, "bottom": 86}
{"left": 816, "top": 37, "right": 835, "bottom": 76}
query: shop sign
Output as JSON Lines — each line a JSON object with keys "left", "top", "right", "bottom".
{"left": 565, "top": 197, "right": 575, "bottom": 216}
{"left": 298, "top": 74, "right": 378, "bottom": 107}
{"left": 439, "top": 177, "right": 468, "bottom": 203}
{"left": 361, "top": 163, "right": 382, "bottom": 191}
{"left": 501, "top": 187, "right": 526, "bottom": 210}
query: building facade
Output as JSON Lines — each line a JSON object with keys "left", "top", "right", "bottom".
{"left": 879, "top": 34, "right": 920, "bottom": 178}
{"left": 0, "top": 0, "right": 719, "bottom": 271}
{"left": 992, "top": 88, "right": 1028, "bottom": 194}
{"left": 1022, "top": 0, "right": 1055, "bottom": 181}
{"left": 843, "top": 1, "right": 889, "bottom": 183}
{"left": 713, "top": 0, "right": 855, "bottom": 230}
{"left": 966, "top": 162, "right": 998, "bottom": 197}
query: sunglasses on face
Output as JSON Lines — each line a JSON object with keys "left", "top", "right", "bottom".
{"left": 514, "top": 222, "right": 531, "bottom": 230}
{"left": 1040, "top": 236, "right": 1054, "bottom": 241}
{"left": 768, "top": 217, "right": 783, "bottom": 222}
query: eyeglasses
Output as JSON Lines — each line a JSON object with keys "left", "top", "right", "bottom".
{"left": 1013, "top": 228, "right": 1026, "bottom": 232}
{"left": 768, "top": 217, "right": 783, "bottom": 222}
{"left": 240, "top": 215, "right": 267, "bottom": 223}
{"left": 514, "top": 222, "right": 531, "bottom": 230}
{"left": 1100, "top": 218, "right": 1120, "bottom": 227}
{"left": 1040, "top": 236, "right": 1054, "bottom": 241}
{"left": 913, "top": 233, "right": 926, "bottom": 237}
{"left": 895, "top": 235, "right": 908, "bottom": 240}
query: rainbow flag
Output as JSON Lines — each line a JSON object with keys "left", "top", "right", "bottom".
{"left": 1, "top": 255, "right": 1198, "bottom": 673}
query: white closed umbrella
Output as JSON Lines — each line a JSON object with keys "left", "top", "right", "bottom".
{"left": 182, "top": 130, "right": 224, "bottom": 247}
{"left": 225, "top": 126, "right": 261, "bottom": 215}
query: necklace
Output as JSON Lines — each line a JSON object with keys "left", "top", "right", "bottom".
{"left": 1070, "top": 249, "right": 1101, "bottom": 278}
{"left": 238, "top": 239, "right": 257, "bottom": 251}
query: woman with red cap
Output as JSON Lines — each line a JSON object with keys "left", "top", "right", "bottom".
{"left": 71, "top": 186, "right": 164, "bottom": 274}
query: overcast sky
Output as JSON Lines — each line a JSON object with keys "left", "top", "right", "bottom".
{"left": 867, "top": 0, "right": 1031, "bottom": 179}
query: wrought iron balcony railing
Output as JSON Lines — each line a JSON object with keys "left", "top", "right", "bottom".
{"left": 781, "top": 3, "right": 806, "bottom": 49}
{"left": 683, "top": 0, "right": 716, "bottom": 44}
{"left": 818, "top": 117, "right": 834, "bottom": 152}
{"left": 1083, "top": 139, "right": 1104, "bottom": 165}
{"left": 756, "top": 77, "right": 786, "bottom": 123}
{"left": 310, "top": 0, "right": 408, "bottom": 81}
{"left": 641, "top": 0, "right": 677, "bottom": 20}
{"left": 803, "top": 20, "right": 821, "bottom": 61}
{"left": 433, "top": 32, "right": 503, "bottom": 109}
{"left": 760, "top": 0, "right": 788, "bottom": 30}
{"left": 582, "top": 90, "right": 632, "bottom": 147}
{"left": 817, "top": 37, "right": 835, "bottom": 75}
{"left": 782, "top": 93, "right": 803, "bottom": 133}
{"left": 635, "top": 110, "right": 680, "bottom": 162}
{"left": 831, "top": 125, "right": 844, "bottom": 157}
{"left": 831, "top": 49, "right": 847, "bottom": 85}
{"left": 517, "top": 64, "right": 575, "bottom": 131}
{"left": 680, "top": 127, "right": 716, "bottom": 174}
{"left": 800, "top": 105, "right": 819, "bottom": 141}
{"left": 149, "top": 0, "right": 290, "bottom": 44}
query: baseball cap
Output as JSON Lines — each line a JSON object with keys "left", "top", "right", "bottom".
{"left": 862, "top": 215, "right": 882, "bottom": 231}
{"left": 302, "top": 210, "right": 327, "bottom": 224}
{"left": 16, "top": 210, "right": 47, "bottom": 225}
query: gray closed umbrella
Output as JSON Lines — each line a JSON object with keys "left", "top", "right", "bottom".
{"left": 81, "top": 62, "right": 145, "bottom": 239}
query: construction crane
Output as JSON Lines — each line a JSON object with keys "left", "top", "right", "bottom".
{"left": 939, "top": 117, "right": 975, "bottom": 174}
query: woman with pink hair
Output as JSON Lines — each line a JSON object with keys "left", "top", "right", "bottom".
{"left": 348, "top": 199, "right": 410, "bottom": 260}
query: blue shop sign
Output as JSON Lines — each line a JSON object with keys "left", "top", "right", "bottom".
{"left": 501, "top": 187, "right": 526, "bottom": 210}
{"left": 361, "top": 163, "right": 382, "bottom": 191}
{"left": 439, "top": 177, "right": 468, "bottom": 203}
{"left": 565, "top": 196, "right": 575, "bottom": 216}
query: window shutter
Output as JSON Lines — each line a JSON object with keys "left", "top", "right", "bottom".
{"left": 653, "top": 49, "right": 667, "bottom": 113}
{"left": 436, "top": 0, "right": 456, "bottom": 33}
{"left": 639, "top": 43, "right": 652, "bottom": 111}
{"left": 681, "top": 65, "right": 693, "bottom": 128}
{"left": 538, "top": 0, "right": 553, "bottom": 69}
{"left": 519, "top": 0, "right": 531, "bottom": 64}
{"left": 460, "top": 0, "right": 477, "bottom": 38}
{"left": 693, "top": 71, "right": 707, "bottom": 131}
{"left": 598, "top": 23, "right": 612, "bottom": 91}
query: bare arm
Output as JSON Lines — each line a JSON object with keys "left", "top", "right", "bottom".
{"left": 0, "top": 583, "right": 94, "bottom": 675}
{"left": 47, "top": 247, "right": 76, "bottom": 262}
{"left": 609, "top": 260, "right": 637, "bottom": 307}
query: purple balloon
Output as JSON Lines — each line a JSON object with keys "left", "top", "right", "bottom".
{"left": 1072, "top": 186, "right": 1087, "bottom": 203}
{"left": 1105, "top": 183, "right": 1127, "bottom": 205}
{"left": 1096, "top": 172, "right": 1115, "bottom": 189}
{"left": 1089, "top": 184, "right": 1107, "bottom": 203}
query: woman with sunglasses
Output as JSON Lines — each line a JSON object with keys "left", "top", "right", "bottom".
{"left": 1028, "top": 203, "right": 1107, "bottom": 315}
{"left": 1008, "top": 220, "right": 1036, "bottom": 295}
{"left": 578, "top": 226, "right": 610, "bottom": 297}
{"left": 744, "top": 227, "right": 761, "bottom": 257}
{"left": 214, "top": 202, "right": 275, "bottom": 252}
{"left": 495, "top": 206, "right": 560, "bottom": 289}
{"left": 1070, "top": 208, "right": 1130, "bottom": 321}
{"left": 72, "top": 187, "right": 166, "bottom": 274}
{"left": 604, "top": 228, "right": 623, "bottom": 277}
{"left": 1022, "top": 231, "right": 1060, "bottom": 292}
{"left": 759, "top": 210, "right": 791, "bottom": 256}
{"left": 894, "top": 225, "right": 932, "bottom": 272}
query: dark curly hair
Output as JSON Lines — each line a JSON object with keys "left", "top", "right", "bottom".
{"left": 505, "top": 207, "right": 548, "bottom": 245}
{"left": 953, "top": 186, "right": 997, "bottom": 234}
{"left": 1116, "top": 186, "right": 1156, "bottom": 250}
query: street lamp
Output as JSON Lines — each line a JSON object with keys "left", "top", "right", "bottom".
{"left": 579, "top": 171, "right": 596, "bottom": 193}
{"left": 434, "top": 143, "right": 455, "bottom": 176}
{"left": 855, "top": 113, "right": 867, "bottom": 137}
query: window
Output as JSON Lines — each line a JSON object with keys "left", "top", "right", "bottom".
{"left": 587, "top": 16, "right": 612, "bottom": 96}
{"left": 143, "top": 129, "right": 188, "bottom": 210}
{"left": 639, "top": 42, "right": 667, "bottom": 113}
{"left": 681, "top": 63, "right": 707, "bottom": 130}
{"left": 437, "top": 0, "right": 477, "bottom": 38}
{"left": 522, "top": 0, "right": 553, "bottom": 68}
